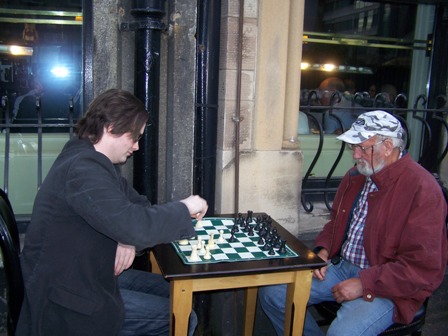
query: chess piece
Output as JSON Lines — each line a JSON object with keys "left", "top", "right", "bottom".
{"left": 248, "top": 225, "right": 254, "bottom": 236}
{"left": 257, "top": 236, "right": 265, "bottom": 245}
{"left": 203, "top": 246, "right": 211, "bottom": 260}
{"left": 196, "top": 220, "right": 203, "bottom": 228}
{"left": 273, "top": 237, "right": 281, "bottom": 248}
{"left": 247, "top": 210, "right": 253, "bottom": 223}
{"left": 231, "top": 223, "right": 239, "bottom": 233}
{"left": 278, "top": 240, "right": 287, "bottom": 254}
{"left": 208, "top": 233, "right": 215, "bottom": 248}
{"left": 199, "top": 240, "right": 206, "bottom": 254}
{"left": 189, "top": 244, "right": 200, "bottom": 262}
{"left": 268, "top": 246, "right": 276, "bottom": 255}
{"left": 218, "top": 229, "right": 226, "bottom": 243}
{"left": 229, "top": 233, "right": 237, "bottom": 242}
{"left": 178, "top": 239, "right": 189, "bottom": 245}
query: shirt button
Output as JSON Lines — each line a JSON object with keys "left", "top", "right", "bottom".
{"left": 367, "top": 294, "right": 372, "bottom": 299}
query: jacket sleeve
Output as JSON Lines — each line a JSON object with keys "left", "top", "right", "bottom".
{"left": 64, "top": 154, "right": 196, "bottom": 250}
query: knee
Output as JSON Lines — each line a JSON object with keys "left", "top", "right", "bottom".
{"left": 258, "top": 285, "right": 286, "bottom": 312}
{"left": 188, "top": 310, "right": 198, "bottom": 336}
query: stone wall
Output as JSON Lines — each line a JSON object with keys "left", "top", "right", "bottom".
{"left": 215, "top": 0, "right": 306, "bottom": 236}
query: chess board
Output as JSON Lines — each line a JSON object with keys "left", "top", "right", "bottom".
{"left": 171, "top": 217, "right": 299, "bottom": 265}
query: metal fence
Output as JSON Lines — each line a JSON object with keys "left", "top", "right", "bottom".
{"left": 0, "top": 95, "right": 78, "bottom": 224}
{"left": 299, "top": 90, "right": 448, "bottom": 213}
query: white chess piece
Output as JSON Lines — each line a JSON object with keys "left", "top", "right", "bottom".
{"left": 203, "top": 246, "right": 211, "bottom": 260}
{"left": 217, "top": 229, "right": 225, "bottom": 243}
{"left": 189, "top": 244, "right": 200, "bottom": 262}
{"left": 208, "top": 233, "right": 215, "bottom": 248}
{"left": 199, "top": 240, "right": 206, "bottom": 254}
{"left": 178, "top": 239, "right": 189, "bottom": 245}
{"left": 196, "top": 220, "right": 203, "bottom": 228}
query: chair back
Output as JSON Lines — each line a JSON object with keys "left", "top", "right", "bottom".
{"left": 0, "top": 190, "right": 24, "bottom": 335}
{"left": 0, "top": 189, "right": 20, "bottom": 251}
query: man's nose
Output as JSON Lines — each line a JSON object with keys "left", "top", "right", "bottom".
{"left": 352, "top": 148, "right": 362, "bottom": 159}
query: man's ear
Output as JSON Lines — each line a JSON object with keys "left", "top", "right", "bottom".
{"left": 384, "top": 139, "right": 395, "bottom": 157}
{"left": 106, "top": 124, "right": 114, "bottom": 133}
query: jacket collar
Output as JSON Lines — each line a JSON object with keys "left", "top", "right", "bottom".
{"left": 348, "top": 152, "right": 412, "bottom": 190}
{"left": 370, "top": 153, "right": 411, "bottom": 190}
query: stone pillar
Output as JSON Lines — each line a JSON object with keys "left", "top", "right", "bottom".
{"left": 216, "top": 0, "right": 305, "bottom": 236}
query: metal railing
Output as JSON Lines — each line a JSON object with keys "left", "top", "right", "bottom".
{"left": 0, "top": 95, "right": 78, "bottom": 223}
{"left": 300, "top": 91, "right": 448, "bottom": 213}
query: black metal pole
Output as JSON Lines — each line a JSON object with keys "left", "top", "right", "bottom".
{"left": 193, "top": 1, "right": 221, "bottom": 334}
{"left": 131, "top": 0, "right": 166, "bottom": 203}
{"left": 194, "top": 0, "right": 220, "bottom": 215}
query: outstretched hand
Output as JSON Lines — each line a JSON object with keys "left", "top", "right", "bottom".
{"left": 180, "top": 195, "right": 208, "bottom": 220}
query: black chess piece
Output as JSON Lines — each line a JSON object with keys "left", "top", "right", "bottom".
{"left": 247, "top": 210, "right": 253, "bottom": 223}
{"left": 278, "top": 240, "right": 287, "bottom": 254}
{"left": 257, "top": 236, "right": 264, "bottom": 245}
{"left": 268, "top": 246, "right": 276, "bottom": 255}
{"left": 237, "top": 213, "right": 244, "bottom": 226}
{"left": 229, "top": 233, "right": 237, "bottom": 242}
{"left": 248, "top": 225, "right": 255, "bottom": 236}
{"left": 232, "top": 223, "right": 239, "bottom": 233}
{"left": 273, "top": 237, "right": 281, "bottom": 248}
{"left": 263, "top": 242, "right": 271, "bottom": 251}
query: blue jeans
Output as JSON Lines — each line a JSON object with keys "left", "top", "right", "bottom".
{"left": 118, "top": 269, "right": 197, "bottom": 336}
{"left": 258, "top": 259, "right": 394, "bottom": 336}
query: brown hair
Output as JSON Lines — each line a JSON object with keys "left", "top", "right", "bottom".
{"left": 76, "top": 89, "right": 149, "bottom": 144}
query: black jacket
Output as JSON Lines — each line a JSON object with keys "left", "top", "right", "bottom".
{"left": 17, "top": 138, "right": 196, "bottom": 335}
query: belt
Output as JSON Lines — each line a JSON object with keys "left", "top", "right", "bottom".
{"left": 331, "top": 255, "right": 342, "bottom": 265}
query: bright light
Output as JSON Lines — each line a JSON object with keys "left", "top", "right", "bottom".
{"left": 322, "top": 63, "right": 336, "bottom": 71}
{"left": 3, "top": 45, "right": 33, "bottom": 56}
{"left": 301, "top": 62, "right": 310, "bottom": 70}
{"left": 51, "top": 66, "right": 69, "bottom": 78}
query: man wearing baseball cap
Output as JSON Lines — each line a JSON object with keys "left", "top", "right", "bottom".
{"left": 259, "top": 110, "right": 447, "bottom": 335}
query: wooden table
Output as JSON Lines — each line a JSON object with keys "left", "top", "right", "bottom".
{"left": 150, "top": 214, "right": 326, "bottom": 336}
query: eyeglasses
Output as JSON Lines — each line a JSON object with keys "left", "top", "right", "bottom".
{"left": 128, "top": 133, "right": 143, "bottom": 143}
{"left": 134, "top": 134, "right": 143, "bottom": 142}
{"left": 347, "top": 139, "right": 386, "bottom": 154}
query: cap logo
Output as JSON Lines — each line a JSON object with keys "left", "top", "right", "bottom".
{"left": 354, "top": 119, "right": 366, "bottom": 126}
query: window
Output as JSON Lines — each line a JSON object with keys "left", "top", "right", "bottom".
{"left": 0, "top": 1, "right": 84, "bottom": 217}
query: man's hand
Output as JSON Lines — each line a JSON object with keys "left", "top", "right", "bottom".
{"left": 313, "top": 248, "right": 329, "bottom": 281}
{"left": 180, "top": 195, "right": 208, "bottom": 220}
{"left": 114, "top": 243, "right": 136, "bottom": 276}
{"left": 331, "top": 278, "right": 363, "bottom": 303}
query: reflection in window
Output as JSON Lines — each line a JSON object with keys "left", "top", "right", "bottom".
{"left": 0, "top": 2, "right": 83, "bottom": 132}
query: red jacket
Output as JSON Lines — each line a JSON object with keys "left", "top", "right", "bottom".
{"left": 314, "top": 153, "right": 447, "bottom": 324}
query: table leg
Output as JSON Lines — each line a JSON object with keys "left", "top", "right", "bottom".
{"left": 170, "top": 279, "right": 193, "bottom": 336}
{"left": 243, "top": 287, "right": 258, "bottom": 335}
{"left": 283, "top": 270, "right": 313, "bottom": 336}
{"left": 149, "top": 250, "right": 161, "bottom": 274}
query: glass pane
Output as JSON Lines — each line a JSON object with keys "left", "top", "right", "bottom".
{"left": 301, "top": 1, "right": 419, "bottom": 105}
{"left": 0, "top": 1, "right": 83, "bottom": 216}
{"left": 0, "top": 1, "right": 83, "bottom": 132}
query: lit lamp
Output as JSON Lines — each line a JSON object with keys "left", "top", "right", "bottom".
{"left": 0, "top": 44, "right": 33, "bottom": 56}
